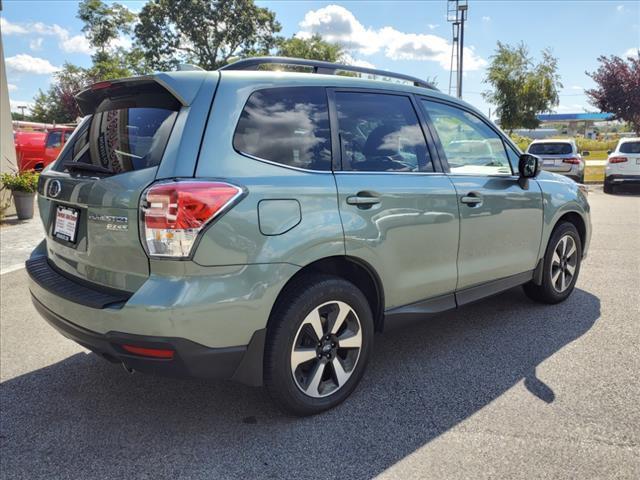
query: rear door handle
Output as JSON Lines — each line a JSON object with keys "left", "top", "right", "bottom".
{"left": 460, "top": 192, "right": 483, "bottom": 206}
{"left": 346, "top": 193, "right": 381, "bottom": 208}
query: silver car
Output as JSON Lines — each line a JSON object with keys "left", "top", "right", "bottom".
{"left": 527, "top": 139, "right": 586, "bottom": 183}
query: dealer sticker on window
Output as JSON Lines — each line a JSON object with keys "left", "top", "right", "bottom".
{"left": 54, "top": 206, "right": 79, "bottom": 243}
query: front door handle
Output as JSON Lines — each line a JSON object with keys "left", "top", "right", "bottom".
{"left": 460, "top": 192, "right": 483, "bottom": 206}
{"left": 346, "top": 193, "right": 381, "bottom": 208}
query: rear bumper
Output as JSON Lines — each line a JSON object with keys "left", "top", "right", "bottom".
{"left": 605, "top": 174, "right": 640, "bottom": 185}
{"left": 32, "top": 295, "right": 254, "bottom": 379}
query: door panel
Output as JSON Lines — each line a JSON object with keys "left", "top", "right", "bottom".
{"left": 420, "top": 99, "right": 544, "bottom": 289}
{"left": 449, "top": 176, "right": 543, "bottom": 288}
{"left": 335, "top": 173, "right": 460, "bottom": 308}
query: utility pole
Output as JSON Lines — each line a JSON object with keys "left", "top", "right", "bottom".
{"left": 447, "top": 0, "right": 468, "bottom": 99}
{"left": 17, "top": 105, "right": 26, "bottom": 121}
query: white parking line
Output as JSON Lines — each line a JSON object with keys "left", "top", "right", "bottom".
{"left": 1, "top": 264, "right": 25, "bottom": 275}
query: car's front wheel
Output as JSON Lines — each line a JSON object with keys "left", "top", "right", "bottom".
{"left": 523, "top": 222, "right": 582, "bottom": 304}
{"left": 264, "top": 274, "right": 373, "bottom": 416}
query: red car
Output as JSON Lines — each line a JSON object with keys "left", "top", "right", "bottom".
{"left": 15, "top": 127, "right": 75, "bottom": 171}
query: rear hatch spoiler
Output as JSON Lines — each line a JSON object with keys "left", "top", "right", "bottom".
{"left": 75, "top": 71, "right": 212, "bottom": 116}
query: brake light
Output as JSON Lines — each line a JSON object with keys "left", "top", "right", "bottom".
{"left": 609, "top": 156, "right": 628, "bottom": 164}
{"left": 141, "top": 181, "right": 243, "bottom": 258}
{"left": 91, "top": 81, "right": 113, "bottom": 90}
{"left": 562, "top": 157, "right": 581, "bottom": 165}
{"left": 121, "top": 344, "right": 175, "bottom": 359}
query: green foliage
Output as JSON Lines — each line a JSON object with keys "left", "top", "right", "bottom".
{"left": 483, "top": 42, "right": 562, "bottom": 132}
{"left": 1, "top": 171, "right": 40, "bottom": 193}
{"left": 508, "top": 133, "right": 533, "bottom": 151}
{"left": 575, "top": 138, "right": 618, "bottom": 153}
{"left": 31, "top": 63, "right": 93, "bottom": 123}
{"left": 78, "top": 0, "right": 135, "bottom": 54}
{"left": 135, "top": 0, "right": 281, "bottom": 71}
{"left": 276, "top": 35, "right": 343, "bottom": 62}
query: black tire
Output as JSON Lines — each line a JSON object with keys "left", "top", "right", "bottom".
{"left": 603, "top": 181, "right": 614, "bottom": 194}
{"left": 264, "top": 274, "right": 374, "bottom": 416}
{"left": 523, "top": 222, "right": 582, "bottom": 304}
{"left": 577, "top": 173, "right": 585, "bottom": 184}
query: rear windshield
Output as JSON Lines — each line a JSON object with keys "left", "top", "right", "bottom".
{"left": 528, "top": 143, "right": 573, "bottom": 155}
{"left": 620, "top": 141, "right": 640, "bottom": 154}
{"left": 57, "top": 107, "right": 177, "bottom": 175}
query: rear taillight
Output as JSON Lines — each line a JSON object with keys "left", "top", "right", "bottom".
{"left": 141, "top": 180, "right": 243, "bottom": 258}
{"left": 562, "top": 157, "right": 581, "bottom": 165}
{"left": 121, "top": 344, "right": 175, "bottom": 359}
{"left": 609, "top": 156, "right": 628, "bottom": 164}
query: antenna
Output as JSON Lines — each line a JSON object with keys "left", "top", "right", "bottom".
{"left": 447, "top": 0, "right": 468, "bottom": 98}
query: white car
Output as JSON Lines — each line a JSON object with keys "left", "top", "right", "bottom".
{"left": 604, "top": 138, "right": 640, "bottom": 194}
{"left": 527, "top": 139, "right": 586, "bottom": 183}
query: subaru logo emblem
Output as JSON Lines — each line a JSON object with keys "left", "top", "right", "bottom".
{"left": 48, "top": 180, "right": 62, "bottom": 198}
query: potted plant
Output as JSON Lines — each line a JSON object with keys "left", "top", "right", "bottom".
{"left": 0, "top": 170, "right": 40, "bottom": 220}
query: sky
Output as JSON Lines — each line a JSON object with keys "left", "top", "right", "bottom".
{"left": 2, "top": 0, "right": 639, "bottom": 119}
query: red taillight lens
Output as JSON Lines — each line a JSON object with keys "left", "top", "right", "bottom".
{"left": 609, "top": 156, "right": 628, "bottom": 164}
{"left": 141, "top": 181, "right": 243, "bottom": 258}
{"left": 562, "top": 157, "right": 581, "bottom": 165}
{"left": 121, "top": 344, "right": 175, "bottom": 359}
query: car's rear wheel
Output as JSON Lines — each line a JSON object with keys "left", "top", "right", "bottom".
{"left": 523, "top": 222, "right": 582, "bottom": 304}
{"left": 264, "top": 274, "right": 373, "bottom": 416}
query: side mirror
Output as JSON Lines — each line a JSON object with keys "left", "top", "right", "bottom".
{"left": 582, "top": 151, "right": 590, "bottom": 157}
{"left": 518, "top": 153, "right": 540, "bottom": 189}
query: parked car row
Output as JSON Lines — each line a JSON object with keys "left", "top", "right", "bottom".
{"left": 604, "top": 138, "right": 640, "bottom": 193}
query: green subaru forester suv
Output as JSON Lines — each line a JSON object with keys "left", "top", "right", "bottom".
{"left": 27, "top": 57, "right": 591, "bottom": 415}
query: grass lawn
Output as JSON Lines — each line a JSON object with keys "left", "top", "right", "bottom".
{"left": 584, "top": 151, "right": 607, "bottom": 183}
{"left": 586, "top": 150, "right": 608, "bottom": 161}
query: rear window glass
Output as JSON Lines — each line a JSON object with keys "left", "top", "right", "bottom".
{"left": 528, "top": 143, "right": 573, "bottom": 155}
{"left": 233, "top": 87, "right": 332, "bottom": 171}
{"left": 620, "top": 141, "right": 640, "bottom": 154}
{"left": 59, "top": 107, "right": 177, "bottom": 174}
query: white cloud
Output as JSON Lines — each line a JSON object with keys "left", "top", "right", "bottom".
{"left": 7, "top": 84, "right": 18, "bottom": 92}
{"left": 570, "top": 85, "right": 584, "bottom": 91}
{"left": 427, "top": 24, "right": 440, "bottom": 30}
{"left": 60, "top": 34, "right": 93, "bottom": 54}
{"left": 29, "top": 38, "right": 43, "bottom": 51}
{"left": 341, "top": 53, "right": 375, "bottom": 69}
{"left": 6, "top": 54, "right": 59, "bottom": 75}
{"left": 0, "top": 18, "right": 27, "bottom": 34}
{"left": 10, "top": 99, "right": 35, "bottom": 114}
{"left": 298, "top": 5, "right": 486, "bottom": 71}
{"left": 616, "top": 5, "right": 624, "bottom": 12}
{"left": 482, "top": 16, "right": 491, "bottom": 22}
{"left": 554, "top": 104, "right": 587, "bottom": 114}
{"left": 624, "top": 48, "right": 639, "bottom": 58}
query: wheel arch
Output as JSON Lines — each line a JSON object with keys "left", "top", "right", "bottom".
{"left": 554, "top": 211, "right": 587, "bottom": 256}
{"left": 266, "top": 255, "right": 385, "bottom": 334}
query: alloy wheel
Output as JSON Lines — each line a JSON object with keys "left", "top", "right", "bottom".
{"left": 290, "top": 301, "right": 362, "bottom": 398}
{"left": 551, "top": 234, "right": 578, "bottom": 293}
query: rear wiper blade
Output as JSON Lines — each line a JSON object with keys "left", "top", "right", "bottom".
{"left": 63, "top": 161, "right": 112, "bottom": 174}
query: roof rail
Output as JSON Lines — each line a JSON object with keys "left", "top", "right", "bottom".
{"left": 219, "top": 56, "right": 437, "bottom": 90}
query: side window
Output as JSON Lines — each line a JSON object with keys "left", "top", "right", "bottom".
{"left": 46, "top": 131, "right": 62, "bottom": 149}
{"left": 233, "top": 87, "right": 331, "bottom": 171}
{"left": 422, "top": 100, "right": 512, "bottom": 175}
{"left": 335, "top": 92, "right": 433, "bottom": 172}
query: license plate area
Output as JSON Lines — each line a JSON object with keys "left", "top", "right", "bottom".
{"left": 543, "top": 159, "right": 556, "bottom": 167}
{"left": 53, "top": 206, "right": 80, "bottom": 243}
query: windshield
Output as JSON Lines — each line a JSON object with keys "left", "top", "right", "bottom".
{"left": 528, "top": 142, "right": 573, "bottom": 155}
{"left": 620, "top": 141, "right": 640, "bottom": 154}
{"left": 57, "top": 107, "right": 177, "bottom": 175}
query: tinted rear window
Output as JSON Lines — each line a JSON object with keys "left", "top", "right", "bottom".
{"left": 620, "top": 141, "right": 640, "bottom": 154}
{"left": 528, "top": 143, "right": 573, "bottom": 155}
{"left": 59, "top": 107, "right": 177, "bottom": 174}
{"left": 233, "top": 87, "right": 332, "bottom": 171}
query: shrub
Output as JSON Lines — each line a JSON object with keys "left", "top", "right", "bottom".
{"left": 0, "top": 171, "right": 40, "bottom": 193}
{"left": 509, "top": 133, "right": 533, "bottom": 151}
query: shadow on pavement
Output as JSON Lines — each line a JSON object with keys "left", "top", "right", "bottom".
{"left": 0, "top": 287, "right": 600, "bottom": 479}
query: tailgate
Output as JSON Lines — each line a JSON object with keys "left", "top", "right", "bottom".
{"left": 540, "top": 156, "right": 572, "bottom": 172}
{"left": 36, "top": 72, "right": 218, "bottom": 292}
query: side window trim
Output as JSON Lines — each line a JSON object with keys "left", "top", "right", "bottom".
{"left": 327, "top": 87, "right": 440, "bottom": 174}
{"left": 418, "top": 96, "right": 516, "bottom": 177}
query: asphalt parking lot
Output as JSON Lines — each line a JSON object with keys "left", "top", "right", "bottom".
{"left": 1, "top": 187, "right": 638, "bottom": 480}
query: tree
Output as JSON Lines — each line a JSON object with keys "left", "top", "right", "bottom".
{"left": 276, "top": 35, "right": 343, "bottom": 62}
{"left": 31, "top": 64, "right": 92, "bottom": 123}
{"left": 586, "top": 53, "right": 640, "bottom": 133}
{"left": 135, "top": 0, "right": 281, "bottom": 71}
{"left": 483, "top": 42, "right": 562, "bottom": 132}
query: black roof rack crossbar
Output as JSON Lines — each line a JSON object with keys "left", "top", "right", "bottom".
{"left": 219, "top": 56, "right": 437, "bottom": 90}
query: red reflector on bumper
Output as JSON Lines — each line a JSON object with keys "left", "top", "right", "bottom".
{"left": 121, "top": 344, "right": 175, "bottom": 359}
